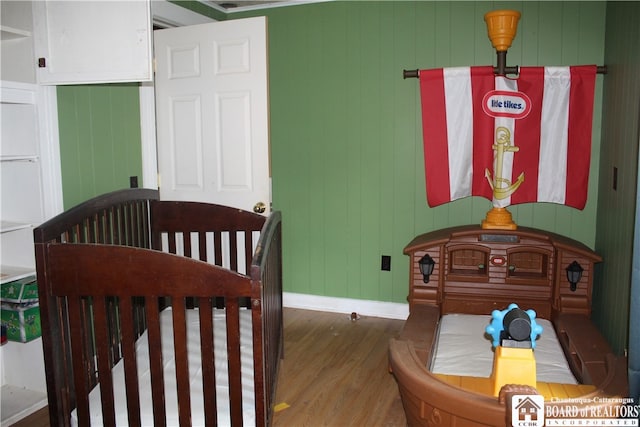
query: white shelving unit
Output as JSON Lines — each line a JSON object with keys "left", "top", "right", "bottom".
{"left": 0, "top": 81, "right": 44, "bottom": 281}
{"left": 1, "top": 3, "right": 51, "bottom": 425}
{"left": 0, "top": 80, "right": 49, "bottom": 427}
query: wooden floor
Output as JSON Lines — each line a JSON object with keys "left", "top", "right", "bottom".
{"left": 10, "top": 308, "right": 407, "bottom": 426}
{"left": 272, "top": 308, "right": 407, "bottom": 426}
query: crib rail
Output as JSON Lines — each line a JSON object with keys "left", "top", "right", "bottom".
{"left": 250, "top": 211, "right": 283, "bottom": 427}
{"left": 43, "top": 244, "right": 255, "bottom": 426}
{"left": 34, "top": 189, "right": 159, "bottom": 427}
{"left": 34, "top": 188, "right": 158, "bottom": 246}
{"left": 150, "top": 200, "right": 266, "bottom": 274}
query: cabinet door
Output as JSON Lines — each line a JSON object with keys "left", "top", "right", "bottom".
{"left": 33, "top": 0, "right": 152, "bottom": 85}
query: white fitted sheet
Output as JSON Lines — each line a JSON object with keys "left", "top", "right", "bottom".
{"left": 430, "top": 313, "right": 577, "bottom": 384}
{"left": 71, "top": 308, "right": 255, "bottom": 426}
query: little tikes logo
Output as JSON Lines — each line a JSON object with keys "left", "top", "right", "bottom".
{"left": 483, "top": 90, "right": 532, "bottom": 119}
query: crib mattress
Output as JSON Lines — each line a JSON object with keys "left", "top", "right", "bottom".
{"left": 430, "top": 313, "right": 577, "bottom": 384}
{"left": 71, "top": 308, "right": 255, "bottom": 426}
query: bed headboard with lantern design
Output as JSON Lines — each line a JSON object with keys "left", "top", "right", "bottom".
{"left": 402, "top": 225, "right": 602, "bottom": 320}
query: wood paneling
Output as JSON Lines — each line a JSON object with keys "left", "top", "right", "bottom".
{"left": 57, "top": 84, "right": 143, "bottom": 209}
{"left": 594, "top": 1, "right": 640, "bottom": 354}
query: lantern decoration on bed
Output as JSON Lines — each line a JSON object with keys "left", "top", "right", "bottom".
{"left": 566, "top": 260, "right": 584, "bottom": 292}
{"left": 418, "top": 253, "right": 435, "bottom": 283}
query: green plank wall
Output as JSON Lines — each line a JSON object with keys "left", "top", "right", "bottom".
{"left": 56, "top": 2, "right": 621, "bottom": 334}
{"left": 594, "top": 2, "right": 640, "bottom": 355}
{"left": 233, "top": 1, "right": 606, "bottom": 304}
{"left": 57, "top": 84, "right": 143, "bottom": 208}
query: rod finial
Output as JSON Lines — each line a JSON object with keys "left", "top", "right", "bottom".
{"left": 484, "top": 10, "right": 521, "bottom": 52}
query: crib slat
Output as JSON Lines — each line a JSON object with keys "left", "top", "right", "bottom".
{"left": 130, "top": 202, "right": 140, "bottom": 246}
{"left": 199, "top": 232, "right": 208, "bottom": 262}
{"left": 67, "top": 296, "right": 91, "bottom": 426}
{"left": 199, "top": 298, "right": 218, "bottom": 427}
{"left": 172, "top": 298, "right": 193, "bottom": 426}
{"left": 80, "top": 298, "right": 97, "bottom": 390}
{"left": 146, "top": 297, "right": 168, "bottom": 427}
{"left": 244, "top": 232, "right": 253, "bottom": 275}
{"left": 226, "top": 298, "right": 243, "bottom": 426}
{"left": 89, "top": 214, "right": 98, "bottom": 243}
{"left": 168, "top": 231, "right": 177, "bottom": 255}
{"left": 55, "top": 298, "right": 74, "bottom": 422}
{"left": 95, "top": 212, "right": 104, "bottom": 244}
{"left": 213, "top": 232, "right": 225, "bottom": 309}
{"left": 229, "top": 232, "right": 238, "bottom": 272}
{"left": 126, "top": 202, "right": 135, "bottom": 246}
{"left": 105, "top": 206, "right": 115, "bottom": 244}
{"left": 112, "top": 206, "right": 120, "bottom": 245}
{"left": 107, "top": 298, "right": 120, "bottom": 367}
{"left": 183, "top": 231, "right": 192, "bottom": 258}
{"left": 119, "top": 297, "right": 142, "bottom": 427}
{"left": 93, "top": 297, "right": 117, "bottom": 426}
{"left": 116, "top": 205, "right": 126, "bottom": 246}
{"left": 251, "top": 301, "right": 266, "bottom": 426}
{"left": 213, "top": 231, "right": 223, "bottom": 266}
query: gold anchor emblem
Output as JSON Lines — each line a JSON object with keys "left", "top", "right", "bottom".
{"left": 485, "top": 126, "right": 524, "bottom": 200}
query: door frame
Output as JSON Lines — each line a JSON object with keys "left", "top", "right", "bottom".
{"left": 139, "top": 2, "right": 216, "bottom": 189}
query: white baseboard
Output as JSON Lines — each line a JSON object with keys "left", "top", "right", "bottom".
{"left": 283, "top": 292, "right": 409, "bottom": 320}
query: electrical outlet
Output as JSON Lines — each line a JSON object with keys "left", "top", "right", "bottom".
{"left": 381, "top": 255, "right": 391, "bottom": 271}
{"left": 130, "top": 176, "right": 139, "bottom": 188}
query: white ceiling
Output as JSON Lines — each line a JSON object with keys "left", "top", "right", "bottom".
{"left": 208, "top": 0, "right": 325, "bottom": 13}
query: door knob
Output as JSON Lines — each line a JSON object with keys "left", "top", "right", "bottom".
{"left": 253, "top": 202, "right": 266, "bottom": 214}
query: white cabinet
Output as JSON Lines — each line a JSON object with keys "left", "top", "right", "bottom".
{"left": 33, "top": 0, "right": 153, "bottom": 85}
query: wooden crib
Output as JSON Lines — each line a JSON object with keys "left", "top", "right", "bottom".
{"left": 33, "top": 189, "right": 283, "bottom": 426}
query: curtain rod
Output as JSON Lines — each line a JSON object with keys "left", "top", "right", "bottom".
{"left": 403, "top": 65, "right": 607, "bottom": 79}
{"left": 405, "top": 50, "right": 606, "bottom": 78}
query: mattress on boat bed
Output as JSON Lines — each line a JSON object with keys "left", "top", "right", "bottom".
{"left": 430, "top": 313, "right": 577, "bottom": 384}
{"left": 71, "top": 308, "right": 255, "bottom": 427}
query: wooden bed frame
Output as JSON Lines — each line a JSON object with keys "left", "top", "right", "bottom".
{"left": 389, "top": 225, "right": 629, "bottom": 426}
{"left": 33, "top": 189, "right": 283, "bottom": 427}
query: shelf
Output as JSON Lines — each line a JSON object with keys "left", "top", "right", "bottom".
{"left": 0, "top": 265, "right": 35, "bottom": 285}
{"left": 0, "top": 384, "right": 47, "bottom": 425}
{"left": 0, "top": 25, "right": 31, "bottom": 41}
{"left": 0, "top": 221, "right": 32, "bottom": 233}
{"left": 0, "top": 155, "right": 39, "bottom": 163}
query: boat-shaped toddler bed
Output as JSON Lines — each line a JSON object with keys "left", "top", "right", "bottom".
{"left": 389, "top": 225, "right": 629, "bottom": 426}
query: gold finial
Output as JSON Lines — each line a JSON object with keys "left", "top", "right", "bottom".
{"left": 484, "top": 10, "right": 521, "bottom": 52}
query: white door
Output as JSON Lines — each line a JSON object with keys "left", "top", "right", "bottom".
{"left": 154, "top": 17, "right": 270, "bottom": 214}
